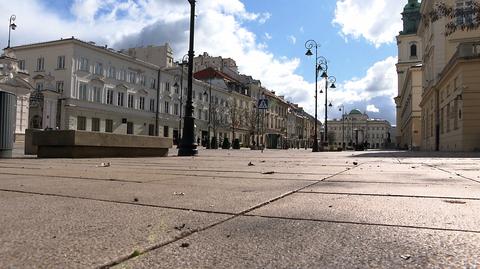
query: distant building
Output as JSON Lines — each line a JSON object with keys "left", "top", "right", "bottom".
{"left": 328, "top": 109, "right": 392, "bottom": 149}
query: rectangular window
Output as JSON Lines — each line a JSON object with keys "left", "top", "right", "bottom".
{"left": 108, "top": 66, "right": 116, "bottom": 78}
{"left": 93, "top": 86, "right": 102, "bottom": 103}
{"left": 105, "top": 119, "right": 113, "bottom": 132}
{"left": 118, "top": 69, "right": 126, "bottom": 81}
{"left": 148, "top": 124, "right": 155, "bottom": 136}
{"left": 117, "top": 92, "right": 124, "bottom": 106}
{"left": 199, "top": 92, "right": 203, "bottom": 101}
{"left": 129, "top": 72, "right": 136, "bottom": 84}
{"left": 77, "top": 116, "right": 86, "bottom": 130}
{"left": 204, "top": 111, "right": 208, "bottom": 121}
{"left": 19, "top": 60, "right": 26, "bottom": 70}
{"left": 140, "top": 75, "right": 146, "bottom": 86}
{"left": 174, "top": 103, "right": 179, "bottom": 116}
{"left": 166, "top": 82, "right": 170, "bottom": 93}
{"left": 174, "top": 84, "right": 180, "bottom": 94}
{"left": 164, "top": 101, "right": 169, "bottom": 114}
{"left": 139, "top": 97, "right": 145, "bottom": 110}
{"left": 79, "top": 57, "right": 89, "bottom": 72}
{"left": 106, "top": 89, "right": 114, "bottom": 105}
{"left": 446, "top": 103, "right": 451, "bottom": 132}
{"left": 94, "top": 62, "right": 103, "bottom": 75}
{"left": 150, "top": 78, "right": 156, "bottom": 89}
{"left": 36, "top": 57, "right": 45, "bottom": 71}
{"left": 92, "top": 118, "right": 100, "bottom": 132}
{"left": 198, "top": 109, "right": 202, "bottom": 120}
{"left": 57, "top": 56, "right": 65, "bottom": 69}
{"left": 56, "top": 81, "right": 64, "bottom": 93}
{"left": 163, "top": 126, "right": 169, "bottom": 137}
{"left": 192, "top": 90, "right": 196, "bottom": 99}
{"left": 149, "top": 99, "right": 155, "bottom": 111}
{"left": 127, "top": 122, "right": 134, "bottom": 134}
{"left": 79, "top": 83, "right": 88, "bottom": 101}
{"left": 36, "top": 82, "right": 44, "bottom": 91}
{"left": 128, "top": 94, "right": 135, "bottom": 108}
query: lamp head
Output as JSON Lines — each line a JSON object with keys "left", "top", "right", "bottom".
{"left": 330, "top": 83, "right": 336, "bottom": 89}
{"left": 329, "top": 102, "right": 333, "bottom": 107}
{"left": 320, "top": 71, "right": 328, "bottom": 78}
{"left": 10, "top": 23, "right": 16, "bottom": 30}
{"left": 305, "top": 49, "right": 313, "bottom": 56}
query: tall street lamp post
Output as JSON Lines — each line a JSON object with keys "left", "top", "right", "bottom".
{"left": 317, "top": 59, "right": 336, "bottom": 148}
{"left": 304, "top": 40, "right": 322, "bottom": 152}
{"left": 178, "top": 0, "right": 198, "bottom": 156}
{"left": 7, "top": 15, "right": 17, "bottom": 49}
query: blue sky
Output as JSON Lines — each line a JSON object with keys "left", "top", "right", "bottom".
{"left": 0, "top": 0, "right": 409, "bottom": 124}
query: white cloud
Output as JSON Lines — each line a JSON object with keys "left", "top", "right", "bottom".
{"left": 332, "top": 0, "right": 404, "bottom": 47}
{"left": 264, "top": 32, "right": 272, "bottom": 40}
{"left": 366, "top": 104, "right": 380, "bottom": 113}
{"left": 288, "top": 35, "right": 297, "bottom": 45}
{"left": 328, "top": 56, "right": 398, "bottom": 123}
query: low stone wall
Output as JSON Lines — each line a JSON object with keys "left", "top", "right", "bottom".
{"left": 32, "top": 130, "right": 172, "bottom": 158}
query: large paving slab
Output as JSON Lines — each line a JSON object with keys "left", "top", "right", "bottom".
{"left": 115, "top": 216, "right": 480, "bottom": 269}
{"left": 303, "top": 180, "right": 480, "bottom": 199}
{"left": 0, "top": 173, "right": 313, "bottom": 214}
{"left": 249, "top": 192, "right": 480, "bottom": 232}
{"left": 0, "top": 191, "right": 229, "bottom": 269}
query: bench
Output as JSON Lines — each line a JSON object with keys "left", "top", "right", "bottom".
{"left": 32, "top": 130, "right": 172, "bottom": 158}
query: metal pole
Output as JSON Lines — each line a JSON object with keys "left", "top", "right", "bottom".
{"left": 342, "top": 110, "right": 345, "bottom": 150}
{"left": 324, "top": 77, "right": 328, "bottom": 146}
{"left": 178, "top": 0, "right": 198, "bottom": 156}
{"left": 313, "top": 45, "right": 319, "bottom": 152}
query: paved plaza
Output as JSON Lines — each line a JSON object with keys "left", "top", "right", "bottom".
{"left": 1, "top": 143, "right": 480, "bottom": 268}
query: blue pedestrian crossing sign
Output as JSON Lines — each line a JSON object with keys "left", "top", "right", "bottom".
{"left": 258, "top": 98, "right": 268, "bottom": 109}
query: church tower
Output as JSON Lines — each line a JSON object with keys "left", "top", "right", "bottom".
{"left": 394, "top": 0, "right": 423, "bottom": 150}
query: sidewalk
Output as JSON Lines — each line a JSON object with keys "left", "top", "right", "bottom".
{"left": 1, "top": 147, "right": 479, "bottom": 268}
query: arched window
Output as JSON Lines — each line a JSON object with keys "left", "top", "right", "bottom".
{"left": 410, "top": 44, "right": 417, "bottom": 58}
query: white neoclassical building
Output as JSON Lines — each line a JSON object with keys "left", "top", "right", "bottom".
{"left": 328, "top": 109, "right": 392, "bottom": 149}
{"left": 6, "top": 38, "right": 212, "bottom": 141}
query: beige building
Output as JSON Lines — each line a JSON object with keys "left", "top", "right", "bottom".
{"left": 328, "top": 109, "right": 392, "bottom": 149}
{"left": 395, "top": 0, "right": 423, "bottom": 150}
{"left": 7, "top": 38, "right": 210, "bottom": 141}
{"left": 418, "top": 0, "right": 480, "bottom": 151}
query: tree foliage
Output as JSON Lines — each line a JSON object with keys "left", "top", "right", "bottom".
{"left": 424, "top": 1, "right": 480, "bottom": 35}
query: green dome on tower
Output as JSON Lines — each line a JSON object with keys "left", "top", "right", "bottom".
{"left": 400, "top": 0, "right": 421, "bottom": 35}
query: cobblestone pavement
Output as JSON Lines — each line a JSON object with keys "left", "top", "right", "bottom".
{"left": 1, "top": 143, "right": 480, "bottom": 268}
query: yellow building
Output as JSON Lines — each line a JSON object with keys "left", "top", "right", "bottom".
{"left": 395, "top": 0, "right": 423, "bottom": 150}
{"left": 418, "top": 0, "right": 480, "bottom": 151}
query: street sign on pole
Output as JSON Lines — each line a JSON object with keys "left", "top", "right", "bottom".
{"left": 258, "top": 98, "right": 268, "bottom": 110}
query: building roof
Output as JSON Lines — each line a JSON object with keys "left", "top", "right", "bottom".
{"left": 7, "top": 37, "right": 160, "bottom": 70}
{"left": 349, "top": 109, "right": 363, "bottom": 115}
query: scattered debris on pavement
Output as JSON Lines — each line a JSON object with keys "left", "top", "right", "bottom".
{"left": 173, "top": 192, "right": 185, "bottom": 196}
{"left": 262, "top": 171, "right": 275, "bottom": 175}
{"left": 96, "top": 162, "right": 110, "bottom": 167}
{"left": 260, "top": 160, "right": 266, "bottom": 163}
{"left": 180, "top": 242, "right": 190, "bottom": 248}
{"left": 248, "top": 162, "right": 255, "bottom": 166}
{"left": 133, "top": 197, "right": 139, "bottom": 202}
{"left": 400, "top": 254, "right": 411, "bottom": 260}
{"left": 174, "top": 224, "right": 186, "bottom": 231}
{"left": 353, "top": 162, "right": 358, "bottom": 165}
